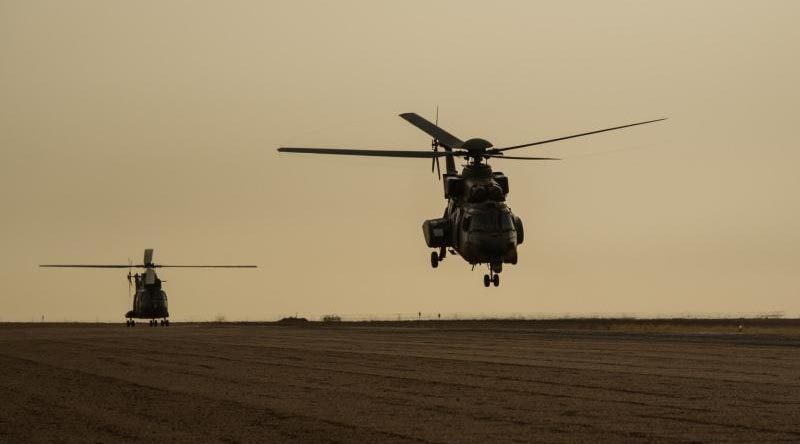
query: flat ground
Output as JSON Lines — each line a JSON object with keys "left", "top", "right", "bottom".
{"left": 1, "top": 320, "right": 799, "bottom": 443}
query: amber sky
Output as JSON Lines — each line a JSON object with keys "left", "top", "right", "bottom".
{"left": 1, "top": 1, "right": 798, "bottom": 321}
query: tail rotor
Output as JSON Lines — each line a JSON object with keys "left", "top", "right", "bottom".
{"left": 430, "top": 106, "right": 442, "bottom": 180}
{"left": 126, "top": 258, "right": 133, "bottom": 297}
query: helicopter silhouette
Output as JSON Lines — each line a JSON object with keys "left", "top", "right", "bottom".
{"left": 40, "top": 248, "right": 257, "bottom": 326}
{"left": 279, "top": 112, "right": 665, "bottom": 287}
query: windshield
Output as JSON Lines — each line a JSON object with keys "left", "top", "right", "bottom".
{"left": 470, "top": 211, "right": 514, "bottom": 232}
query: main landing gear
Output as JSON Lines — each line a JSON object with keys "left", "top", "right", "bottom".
{"left": 483, "top": 263, "right": 501, "bottom": 288}
{"left": 147, "top": 319, "right": 170, "bottom": 327}
{"left": 430, "top": 247, "right": 447, "bottom": 268}
{"left": 126, "top": 319, "right": 169, "bottom": 327}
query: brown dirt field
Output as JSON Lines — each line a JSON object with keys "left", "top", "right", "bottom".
{"left": 1, "top": 321, "right": 799, "bottom": 443}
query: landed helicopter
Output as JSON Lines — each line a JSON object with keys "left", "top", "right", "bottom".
{"left": 40, "top": 248, "right": 257, "bottom": 326}
{"left": 279, "top": 112, "right": 665, "bottom": 286}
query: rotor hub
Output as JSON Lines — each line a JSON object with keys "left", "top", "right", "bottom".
{"left": 459, "top": 138, "right": 494, "bottom": 163}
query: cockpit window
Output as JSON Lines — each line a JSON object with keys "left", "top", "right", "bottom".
{"left": 471, "top": 213, "right": 496, "bottom": 231}
{"left": 469, "top": 212, "right": 514, "bottom": 232}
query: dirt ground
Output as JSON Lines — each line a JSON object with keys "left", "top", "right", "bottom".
{"left": 1, "top": 321, "right": 799, "bottom": 443}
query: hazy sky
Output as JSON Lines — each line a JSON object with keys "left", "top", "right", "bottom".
{"left": 1, "top": 1, "right": 799, "bottom": 321}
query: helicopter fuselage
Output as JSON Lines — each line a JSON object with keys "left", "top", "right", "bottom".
{"left": 40, "top": 248, "right": 256, "bottom": 325}
{"left": 423, "top": 163, "right": 523, "bottom": 277}
{"left": 279, "top": 111, "right": 665, "bottom": 287}
{"left": 126, "top": 276, "right": 169, "bottom": 320}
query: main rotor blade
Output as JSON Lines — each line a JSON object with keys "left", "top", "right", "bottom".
{"left": 41, "top": 263, "right": 257, "bottom": 269}
{"left": 40, "top": 264, "right": 133, "bottom": 268}
{"left": 487, "top": 155, "right": 561, "bottom": 160}
{"left": 155, "top": 265, "right": 257, "bottom": 268}
{"left": 399, "top": 113, "right": 464, "bottom": 149}
{"left": 494, "top": 118, "right": 667, "bottom": 152}
{"left": 278, "top": 147, "right": 445, "bottom": 158}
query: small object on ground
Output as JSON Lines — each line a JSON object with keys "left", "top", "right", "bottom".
{"left": 278, "top": 316, "right": 309, "bottom": 324}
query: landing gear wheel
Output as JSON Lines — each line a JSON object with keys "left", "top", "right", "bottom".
{"left": 430, "top": 251, "right": 439, "bottom": 268}
{"left": 483, "top": 274, "right": 491, "bottom": 287}
{"left": 160, "top": 320, "right": 164, "bottom": 326}
{"left": 131, "top": 320, "right": 135, "bottom": 327}
{"left": 165, "top": 319, "right": 170, "bottom": 327}
{"left": 493, "top": 274, "right": 500, "bottom": 287}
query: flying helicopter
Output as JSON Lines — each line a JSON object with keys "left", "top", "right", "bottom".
{"left": 278, "top": 112, "right": 665, "bottom": 287}
{"left": 40, "top": 248, "right": 257, "bottom": 326}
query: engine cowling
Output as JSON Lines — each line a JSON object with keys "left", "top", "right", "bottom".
{"left": 492, "top": 173, "right": 509, "bottom": 194}
{"left": 444, "top": 176, "right": 465, "bottom": 198}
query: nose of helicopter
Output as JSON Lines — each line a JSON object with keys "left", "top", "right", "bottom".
{"left": 467, "top": 231, "right": 516, "bottom": 261}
